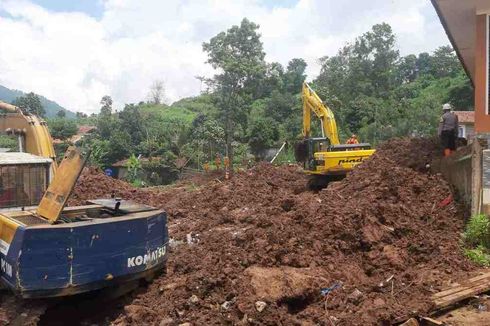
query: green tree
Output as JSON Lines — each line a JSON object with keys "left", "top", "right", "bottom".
{"left": 126, "top": 154, "right": 142, "bottom": 184}
{"left": 260, "top": 62, "right": 285, "bottom": 97}
{"left": 429, "top": 45, "right": 462, "bottom": 78}
{"left": 76, "top": 111, "right": 88, "bottom": 119}
{"left": 416, "top": 52, "right": 432, "bottom": 76}
{"left": 247, "top": 116, "right": 279, "bottom": 157}
{"left": 100, "top": 95, "right": 113, "bottom": 116}
{"left": 56, "top": 110, "right": 66, "bottom": 118}
{"left": 12, "top": 92, "right": 45, "bottom": 117}
{"left": 107, "top": 130, "right": 132, "bottom": 163}
{"left": 119, "top": 103, "right": 145, "bottom": 146}
{"left": 48, "top": 118, "right": 78, "bottom": 140}
{"left": 97, "top": 95, "right": 116, "bottom": 139}
{"left": 0, "top": 135, "right": 18, "bottom": 151}
{"left": 446, "top": 70, "right": 474, "bottom": 110}
{"left": 203, "top": 18, "right": 266, "bottom": 171}
{"left": 283, "top": 58, "right": 307, "bottom": 93}
{"left": 88, "top": 139, "right": 111, "bottom": 168}
{"left": 314, "top": 23, "right": 468, "bottom": 144}
{"left": 265, "top": 90, "right": 296, "bottom": 122}
{"left": 397, "top": 54, "right": 418, "bottom": 83}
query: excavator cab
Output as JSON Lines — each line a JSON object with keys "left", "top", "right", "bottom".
{"left": 0, "top": 153, "right": 52, "bottom": 209}
{"left": 302, "top": 137, "right": 331, "bottom": 171}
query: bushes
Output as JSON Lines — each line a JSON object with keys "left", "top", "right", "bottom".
{"left": 463, "top": 214, "right": 490, "bottom": 266}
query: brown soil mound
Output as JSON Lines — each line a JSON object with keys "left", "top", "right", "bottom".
{"left": 69, "top": 167, "right": 175, "bottom": 208}
{"left": 110, "top": 137, "right": 476, "bottom": 325}
{"left": 374, "top": 137, "right": 441, "bottom": 172}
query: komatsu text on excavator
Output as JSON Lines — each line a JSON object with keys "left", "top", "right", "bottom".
{"left": 296, "top": 83, "right": 375, "bottom": 189}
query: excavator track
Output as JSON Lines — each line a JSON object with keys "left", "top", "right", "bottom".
{"left": 306, "top": 174, "right": 345, "bottom": 191}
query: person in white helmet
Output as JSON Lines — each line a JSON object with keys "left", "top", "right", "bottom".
{"left": 437, "top": 103, "right": 459, "bottom": 157}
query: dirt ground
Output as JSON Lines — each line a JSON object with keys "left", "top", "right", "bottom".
{"left": 0, "top": 137, "right": 482, "bottom": 325}
{"left": 439, "top": 296, "right": 490, "bottom": 325}
{"left": 106, "top": 138, "right": 477, "bottom": 325}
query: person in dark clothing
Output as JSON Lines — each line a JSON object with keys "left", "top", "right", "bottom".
{"left": 437, "top": 103, "right": 459, "bottom": 157}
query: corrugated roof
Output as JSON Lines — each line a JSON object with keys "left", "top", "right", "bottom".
{"left": 453, "top": 111, "right": 475, "bottom": 124}
{"left": 0, "top": 153, "right": 52, "bottom": 165}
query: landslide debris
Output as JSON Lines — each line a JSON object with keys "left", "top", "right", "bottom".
{"left": 105, "top": 137, "right": 475, "bottom": 326}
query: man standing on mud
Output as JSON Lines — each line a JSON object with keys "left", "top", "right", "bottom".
{"left": 438, "top": 103, "right": 459, "bottom": 157}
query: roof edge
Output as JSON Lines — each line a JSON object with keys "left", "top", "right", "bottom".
{"left": 430, "top": 0, "right": 475, "bottom": 86}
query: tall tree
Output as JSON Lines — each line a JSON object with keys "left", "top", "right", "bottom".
{"left": 12, "top": 92, "right": 45, "bottom": 117}
{"left": 429, "top": 45, "right": 462, "bottom": 78}
{"left": 148, "top": 80, "right": 167, "bottom": 105}
{"left": 119, "top": 103, "right": 145, "bottom": 145}
{"left": 100, "top": 95, "right": 113, "bottom": 115}
{"left": 202, "top": 18, "right": 266, "bottom": 171}
{"left": 397, "top": 54, "right": 418, "bottom": 84}
{"left": 98, "top": 95, "right": 115, "bottom": 139}
{"left": 283, "top": 58, "right": 307, "bottom": 93}
{"left": 56, "top": 110, "right": 66, "bottom": 118}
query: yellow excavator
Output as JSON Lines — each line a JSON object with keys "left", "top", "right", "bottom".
{"left": 0, "top": 101, "right": 168, "bottom": 298}
{"left": 296, "top": 83, "right": 375, "bottom": 189}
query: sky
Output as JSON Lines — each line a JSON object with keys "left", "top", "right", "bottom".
{"left": 0, "top": 0, "right": 450, "bottom": 114}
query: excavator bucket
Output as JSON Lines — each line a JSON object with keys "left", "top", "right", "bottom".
{"left": 36, "top": 146, "right": 88, "bottom": 223}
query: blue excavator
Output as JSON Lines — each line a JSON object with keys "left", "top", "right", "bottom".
{"left": 0, "top": 101, "right": 168, "bottom": 298}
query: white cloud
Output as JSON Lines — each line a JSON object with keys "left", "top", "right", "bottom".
{"left": 0, "top": 0, "right": 449, "bottom": 114}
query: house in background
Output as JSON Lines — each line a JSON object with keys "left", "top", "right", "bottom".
{"left": 453, "top": 111, "right": 475, "bottom": 140}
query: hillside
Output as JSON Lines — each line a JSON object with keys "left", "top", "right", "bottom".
{"left": 0, "top": 84, "right": 75, "bottom": 118}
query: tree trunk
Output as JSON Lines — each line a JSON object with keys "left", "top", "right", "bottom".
{"left": 226, "top": 115, "right": 234, "bottom": 175}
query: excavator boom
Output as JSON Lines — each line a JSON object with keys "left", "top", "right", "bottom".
{"left": 302, "top": 83, "right": 340, "bottom": 145}
{"left": 0, "top": 101, "right": 57, "bottom": 173}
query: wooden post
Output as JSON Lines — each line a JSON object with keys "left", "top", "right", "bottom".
{"left": 270, "top": 142, "right": 287, "bottom": 164}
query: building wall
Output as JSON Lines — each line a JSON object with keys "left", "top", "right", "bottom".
{"left": 466, "top": 124, "right": 475, "bottom": 139}
{"left": 475, "top": 15, "right": 490, "bottom": 132}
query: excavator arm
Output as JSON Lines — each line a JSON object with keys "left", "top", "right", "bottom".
{"left": 0, "top": 101, "right": 57, "bottom": 172}
{"left": 302, "top": 82, "right": 340, "bottom": 145}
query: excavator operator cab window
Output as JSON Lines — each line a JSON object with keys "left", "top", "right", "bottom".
{"left": 306, "top": 138, "right": 330, "bottom": 170}
{"left": 0, "top": 154, "right": 51, "bottom": 209}
{"left": 311, "top": 138, "right": 330, "bottom": 153}
{"left": 0, "top": 134, "right": 19, "bottom": 152}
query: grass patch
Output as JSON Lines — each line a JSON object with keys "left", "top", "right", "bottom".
{"left": 463, "top": 214, "right": 490, "bottom": 266}
{"left": 464, "top": 246, "right": 490, "bottom": 267}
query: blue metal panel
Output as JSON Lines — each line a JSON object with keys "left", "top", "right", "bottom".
{"left": 71, "top": 216, "right": 151, "bottom": 285}
{"left": 6, "top": 211, "right": 168, "bottom": 297}
{"left": 19, "top": 228, "right": 73, "bottom": 290}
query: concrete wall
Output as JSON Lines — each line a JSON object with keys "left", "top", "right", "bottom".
{"left": 436, "top": 138, "right": 486, "bottom": 215}
{"left": 481, "top": 148, "right": 490, "bottom": 215}
{"left": 438, "top": 144, "right": 473, "bottom": 207}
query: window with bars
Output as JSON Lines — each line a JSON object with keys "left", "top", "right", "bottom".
{"left": 0, "top": 164, "right": 48, "bottom": 208}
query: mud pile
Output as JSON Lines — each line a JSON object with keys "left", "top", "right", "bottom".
{"left": 110, "top": 137, "right": 475, "bottom": 325}
{"left": 70, "top": 167, "right": 172, "bottom": 208}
